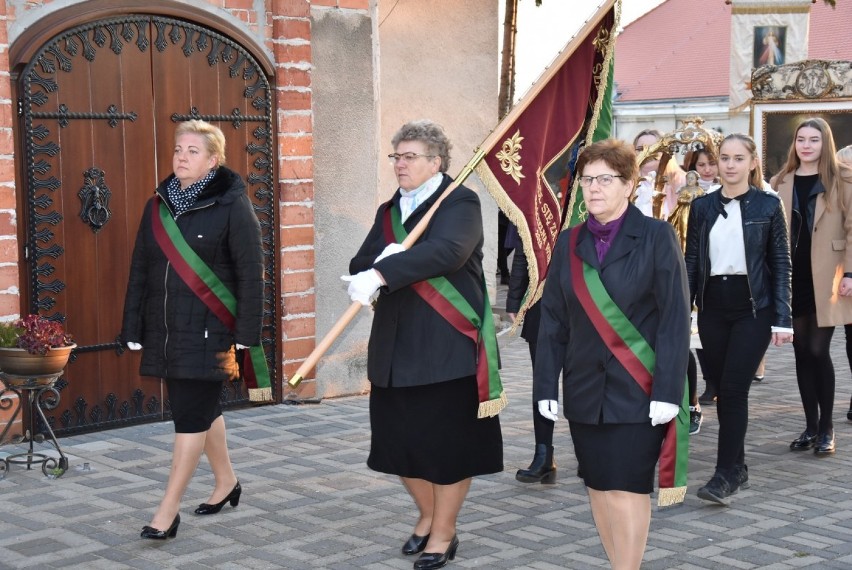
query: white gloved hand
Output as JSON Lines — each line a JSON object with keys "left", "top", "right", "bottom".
{"left": 341, "top": 269, "right": 383, "bottom": 306}
{"left": 537, "top": 399, "right": 559, "bottom": 422}
{"left": 126, "top": 342, "right": 142, "bottom": 351}
{"left": 375, "top": 243, "right": 406, "bottom": 263}
{"left": 649, "top": 400, "right": 680, "bottom": 426}
{"left": 236, "top": 343, "right": 249, "bottom": 350}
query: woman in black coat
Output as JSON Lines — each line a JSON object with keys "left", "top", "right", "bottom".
{"left": 535, "top": 139, "right": 689, "bottom": 569}
{"left": 344, "top": 120, "right": 503, "bottom": 569}
{"left": 122, "top": 120, "right": 263, "bottom": 539}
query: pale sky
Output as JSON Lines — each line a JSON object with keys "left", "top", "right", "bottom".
{"left": 505, "top": 0, "right": 667, "bottom": 100}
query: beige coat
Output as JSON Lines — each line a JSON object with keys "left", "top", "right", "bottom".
{"left": 772, "top": 172, "right": 852, "bottom": 326}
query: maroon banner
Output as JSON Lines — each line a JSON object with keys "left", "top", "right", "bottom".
{"left": 475, "top": 1, "right": 618, "bottom": 318}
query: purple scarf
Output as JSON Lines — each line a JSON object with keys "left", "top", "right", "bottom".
{"left": 586, "top": 208, "right": 628, "bottom": 263}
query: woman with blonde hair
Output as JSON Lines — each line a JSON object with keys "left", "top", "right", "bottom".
{"left": 772, "top": 118, "right": 852, "bottom": 456}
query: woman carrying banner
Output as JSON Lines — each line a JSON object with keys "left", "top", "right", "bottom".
{"left": 122, "top": 120, "right": 265, "bottom": 539}
{"left": 686, "top": 133, "right": 792, "bottom": 505}
{"left": 344, "top": 120, "right": 503, "bottom": 569}
{"left": 772, "top": 118, "right": 852, "bottom": 456}
{"left": 534, "top": 139, "right": 689, "bottom": 569}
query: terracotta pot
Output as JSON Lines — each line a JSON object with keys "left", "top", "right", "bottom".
{"left": 0, "top": 344, "right": 76, "bottom": 376}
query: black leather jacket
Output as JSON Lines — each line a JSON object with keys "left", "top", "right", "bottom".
{"left": 684, "top": 186, "right": 792, "bottom": 328}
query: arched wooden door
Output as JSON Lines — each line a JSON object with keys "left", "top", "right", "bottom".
{"left": 15, "top": 15, "right": 278, "bottom": 435}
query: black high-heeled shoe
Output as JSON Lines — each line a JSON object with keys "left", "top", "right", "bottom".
{"left": 402, "top": 533, "right": 430, "bottom": 555}
{"left": 414, "top": 535, "right": 458, "bottom": 569}
{"left": 140, "top": 514, "right": 180, "bottom": 540}
{"left": 195, "top": 481, "right": 242, "bottom": 515}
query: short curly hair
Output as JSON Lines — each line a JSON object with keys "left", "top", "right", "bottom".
{"left": 175, "top": 120, "right": 227, "bottom": 166}
{"left": 576, "top": 138, "right": 638, "bottom": 183}
{"left": 391, "top": 120, "right": 452, "bottom": 172}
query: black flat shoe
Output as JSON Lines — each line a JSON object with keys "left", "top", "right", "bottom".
{"left": 847, "top": 408, "right": 852, "bottom": 422}
{"left": 814, "top": 432, "right": 835, "bottom": 456}
{"left": 402, "top": 533, "right": 430, "bottom": 555}
{"left": 697, "top": 472, "right": 738, "bottom": 506}
{"left": 789, "top": 431, "right": 817, "bottom": 451}
{"left": 140, "top": 514, "right": 180, "bottom": 539}
{"left": 414, "top": 535, "right": 458, "bottom": 569}
{"left": 195, "top": 481, "right": 241, "bottom": 515}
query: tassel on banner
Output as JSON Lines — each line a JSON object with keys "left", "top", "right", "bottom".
{"left": 658, "top": 485, "right": 687, "bottom": 507}
{"left": 477, "top": 391, "right": 509, "bottom": 419}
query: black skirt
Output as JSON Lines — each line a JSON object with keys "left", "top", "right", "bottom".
{"left": 569, "top": 420, "right": 666, "bottom": 494}
{"left": 166, "top": 378, "right": 223, "bottom": 433}
{"left": 368, "top": 375, "right": 503, "bottom": 484}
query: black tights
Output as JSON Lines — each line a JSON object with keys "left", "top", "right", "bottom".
{"left": 687, "top": 350, "right": 697, "bottom": 406}
{"left": 792, "top": 313, "right": 835, "bottom": 434}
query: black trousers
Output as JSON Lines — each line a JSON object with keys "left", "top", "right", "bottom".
{"left": 792, "top": 312, "right": 835, "bottom": 434}
{"left": 697, "top": 276, "right": 772, "bottom": 471}
{"left": 527, "top": 340, "right": 555, "bottom": 446}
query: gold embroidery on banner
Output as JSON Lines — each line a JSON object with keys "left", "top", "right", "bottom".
{"left": 495, "top": 130, "right": 525, "bottom": 185}
{"left": 593, "top": 27, "right": 610, "bottom": 55}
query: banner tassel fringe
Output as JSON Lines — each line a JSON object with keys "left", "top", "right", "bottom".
{"left": 657, "top": 486, "right": 687, "bottom": 507}
{"left": 249, "top": 386, "right": 273, "bottom": 403}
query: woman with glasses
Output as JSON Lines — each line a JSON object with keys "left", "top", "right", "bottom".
{"left": 344, "top": 120, "right": 503, "bottom": 569}
{"left": 535, "top": 139, "right": 689, "bottom": 569}
{"left": 771, "top": 118, "right": 852, "bottom": 456}
{"left": 686, "top": 133, "right": 792, "bottom": 505}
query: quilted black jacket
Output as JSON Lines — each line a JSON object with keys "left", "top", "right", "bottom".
{"left": 121, "top": 166, "right": 264, "bottom": 381}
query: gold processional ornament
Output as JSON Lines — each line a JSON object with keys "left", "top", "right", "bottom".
{"left": 496, "top": 130, "right": 525, "bottom": 185}
{"left": 633, "top": 117, "right": 723, "bottom": 220}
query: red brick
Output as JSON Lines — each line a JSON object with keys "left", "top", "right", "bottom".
{"left": 281, "top": 271, "right": 314, "bottom": 294}
{"left": 272, "top": 0, "right": 310, "bottom": 17}
{"left": 274, "top": 18, "right": 310, "bottom": 40}
{"left": 0, "top": 265, "right": 19, "bottom": 290}
{"left": 339, "top": 0, "right": 368, "bottom": 9}
{"left": 281, "top": 248, "right": 314, "bottom": 271}
{"left": 232, "top": 10, "right": 250, "bottom": 24}
{"left": 0, "top": 238, "right": 18, "bottom": 263}
{"left": 278, "top": 112, "right": 312, "bottom": 135}
{"left": 0, "top": 128, "right": 13, "bottom": 154}
{"left": 0, "top": 293, "right": 20, "bottom": 316}
{"left": 280, "top": 225, "right": 313, "bottom": 248}
{"left": 0, "top": 157, "right": 14, "bottom": 183}
{"left": 277, "top": 89, "right": 311, "bottom": 111}
{"left": 273, "top": 43, "right": 311, "bottom": 64}
{"left": 283, "top": 316, "right": 315, "bottom": 338}
{"left": 280, "top": 181, "right": 314, "bottom": 202}
{"left": 280, "top": 204, "right": 313, "bottom": 225}
{"left": 0, "top": 211, "right": 16, "bottom": 235}
{"left": 311, "top": 0, "right": 337, "bottom": 6}
{"left": 276, "top": 66, "right": 311, "bottom": 88}
{"left": 0, "top": 186, "right": 16, "bottom": 209}
{"left": 284, "top": 337, "right": 315, "bottom": 360}
{"left": 225, "top": 0, "right": 254, "bottom": 9}
{"left": 279, "top": 134, "right": 312, "bottom": 157}
{"left": 283, "top": 293, "right": 315, "bottom": 315}
{"left": 280, "top": 157, "right": 313, "bottom": 179}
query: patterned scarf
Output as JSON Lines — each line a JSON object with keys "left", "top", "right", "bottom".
{"left": 167, "top": 169, "right": 217, "bottom": 216}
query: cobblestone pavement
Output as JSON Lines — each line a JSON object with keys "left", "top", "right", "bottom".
{"left": 1, "top": 306, "right": 851, "bottom": 569}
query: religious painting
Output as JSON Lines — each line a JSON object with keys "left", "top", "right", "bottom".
{"left": 752, "top": 101, "right": 852, "bottom": 181}
{"left": 753, "top": 26, "right": 786, "bottom": 69}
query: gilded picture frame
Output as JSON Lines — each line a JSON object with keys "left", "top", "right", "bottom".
{"left": 751, "top": 100, "right": 852, "bottom": 182}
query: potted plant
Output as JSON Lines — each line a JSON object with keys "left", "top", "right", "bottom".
{"left": 0, "top": 314, "right": 75, "bottom": 378}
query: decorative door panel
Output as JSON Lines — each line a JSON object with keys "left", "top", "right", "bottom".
{"left": 18, "top": 16, "right": 277, "bottom": 435}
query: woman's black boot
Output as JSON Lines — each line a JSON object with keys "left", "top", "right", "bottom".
{"left": 515, "top": 444, "right": 556, "bottom": 484}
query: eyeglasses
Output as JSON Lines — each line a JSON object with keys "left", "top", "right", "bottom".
{"left": 578, "top": 174, "right": 625, "bottom": 187}
{"left": 388, "top": 152, "right": 435, "bottom": 164}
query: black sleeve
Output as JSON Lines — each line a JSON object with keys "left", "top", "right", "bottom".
{"left": 506, "top": 248, "right": 530, "bottom": 313}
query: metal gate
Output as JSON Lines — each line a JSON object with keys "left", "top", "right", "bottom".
{"left": 16, "top": 15, "right": 278, "bottom": 435}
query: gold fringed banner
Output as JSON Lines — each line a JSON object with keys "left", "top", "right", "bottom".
{"left": 657, "top": 485, "right": 687, "bottom": 507}
{"left": 249, "top": 387, "right": 273, "bottom": 403}
{"left": 477, "top": 391, "right": 509, "bottom": 419}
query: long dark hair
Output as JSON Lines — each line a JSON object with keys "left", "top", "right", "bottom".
{"left": 777, "top": 117, "right": 840, "bottom": 209}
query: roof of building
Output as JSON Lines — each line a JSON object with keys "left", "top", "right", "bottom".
{"left": 614, "top": 0, "right": 852, "bottom": 103}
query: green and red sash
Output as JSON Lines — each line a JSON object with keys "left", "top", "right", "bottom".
{"left": 569, "top": 226, "right": 688, "bottom": 506}
{"left": 151, "top": 196, "right": 272, "bottom": 403}
{"left": 382, "top": 204, "right": 506, "bottom": 418}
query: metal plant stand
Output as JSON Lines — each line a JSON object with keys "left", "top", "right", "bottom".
{"left": 0, "top": 371, "right": 68, "bottom": 480}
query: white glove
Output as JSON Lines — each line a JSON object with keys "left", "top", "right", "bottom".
{"left": 375, "top": 243, "right": 406, "bottom": 263}
{"left": 126, "top": 342, "right": 142, "bottom": 351}
{"left": 341, "top": 269, "right": 383, "bottom": 306}
{"left": 236, "top": 343, "right": 249, "bottom": 350}
{"left": 537, "top": 399, "right": 559, "bottom": 422}
{"left": 649, "top": 401, "right": 680, "bottom": 426}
